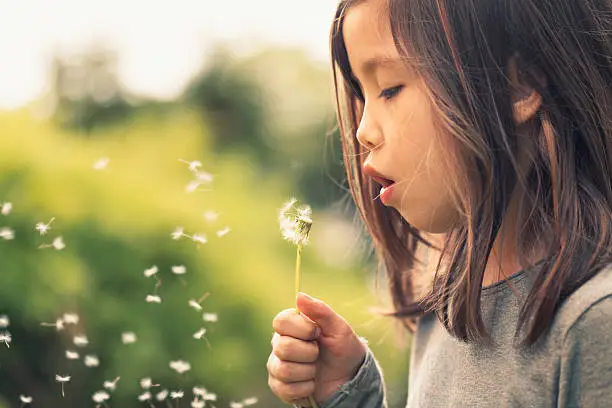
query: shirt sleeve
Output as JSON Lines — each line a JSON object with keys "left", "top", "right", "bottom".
{"left": 558, "top": 295, "right": 612, "bottom": 407}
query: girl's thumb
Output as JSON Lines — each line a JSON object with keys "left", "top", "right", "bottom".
{"left": 296, "top": 292, "right": 347, "bottom": 336}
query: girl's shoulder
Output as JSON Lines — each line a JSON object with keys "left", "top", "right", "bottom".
{"left": 552, "top": 264, "right": 612, "bottom": 340}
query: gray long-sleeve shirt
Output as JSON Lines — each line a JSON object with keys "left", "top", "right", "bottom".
{"left": 318, "top": 264, "right": 612, "bottom": 408}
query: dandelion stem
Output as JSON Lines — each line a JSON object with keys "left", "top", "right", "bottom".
{"left": 295, "top": 244, "right": 303, "bottom": 313}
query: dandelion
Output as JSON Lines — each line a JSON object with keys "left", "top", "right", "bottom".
{"left": 122, "top": 332, "right": 137, "bottom": 344}
{"left": 203, "top": 210, "right": 219, "bottom": 222}
{"left": 35, "top": 217, "right": 55, "bottom": 235}
{"left": 144, "top": 265, "right": 158, "bottom": 278}
{"left": 169, "top": 360, "right": 191, "bottom": 374}
{"left": 65, "top": 350, "right": 80, "bottom": 360}
{"left": 278, "top": 198, "right": 317, "bottom": 408}
{"left": 171, "top": 227, "right": 185, "bottom": 240}
{"left": 73, "top": 334, "right": 89, "bottom": 347}
{"left": 39, "top": 236, "right": 65, "bottom": 250}
{"left": 103, "top": 377, "right": 120, "bottom": 391}
{"left": 138, "top": 391, "right": 152, "bottom": 401}
{"left": 62, "top": 313, "right": 79, "bottom": 325}
{"left": 146, "top": 295, "right": 162, "bottom": 303}
{"left": 41, "top": 317, "right": 65, "bottom": 331}
{"left": 0, "top": 314, "right": 9, "bottom": 328}
{"left": 0, "top": 331, "right": 11, "bottom": 348}
{"left": 171, "top": 265, "right": 186, "bottom": 275}
{"left": 244, "top": 397, "right": 259, "bottom": 405}
{"left": 19, "top": 395, "right": 32, "bottom": 406}
{"left": 55, "top": 375, "right": 70, "bottom": 397}
{"left": 202, "top": 312, "right": 218, "bottom": 322}
{"left": 216, "top": 226, "right": 231, "bottom": 237}
{"left": 93, "top": 157, "right": 110, "bottom": 170}
{"left": 156, "top": 389, "right": 169, "bottom": 401}
{"left": 171, "top": 390, "right": 184, "bottom": 399}
{"left": 0, "top": 227, "right": 14, "bottom": 240}
{"left": 92, "top": 390, "right": 110, "bottom": 404}
{"left": 1, "top": 202, "right": 12, "bottom": 216}
{"left": 85, "top": 354, "right": 100, "bottom": 367}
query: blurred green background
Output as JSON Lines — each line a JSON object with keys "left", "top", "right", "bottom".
{"left": 0, "top": 14, "right": 410, "bottom": 408}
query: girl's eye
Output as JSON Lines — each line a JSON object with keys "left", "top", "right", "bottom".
{"left": 379, "top": 85, "right": 404, "bottom": 101}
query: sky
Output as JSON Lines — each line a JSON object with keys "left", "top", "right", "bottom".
{"left": 0, "top": 0, "right": 337, "bottom": 109}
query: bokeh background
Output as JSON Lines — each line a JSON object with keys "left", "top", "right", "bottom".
{"left": 0, "top": 1, "right": 410, "bottom": 407}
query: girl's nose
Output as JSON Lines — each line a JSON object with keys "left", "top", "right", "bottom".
{"left": 356, "top": 109, "right": 384, "bottom": 150}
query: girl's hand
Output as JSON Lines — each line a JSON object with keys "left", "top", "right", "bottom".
{"left": 267, "top": 292, "right": 367, "bottom": 406}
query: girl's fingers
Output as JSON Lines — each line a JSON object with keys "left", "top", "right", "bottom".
{"left": 273, "top": 308, "right": 320, "bottom": 341}
{"left": 267, "top": 353, "right": 316, "bottom": 383}
{"left": 272, "top": 333, "right": 319, "bottom": 363}
{"left": 268, "top": 375, "right": 316, "bottom": 404}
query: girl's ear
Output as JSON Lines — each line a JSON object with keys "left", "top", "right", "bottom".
{"left": 508, "top": 54, "right": 544, "bottom": 126}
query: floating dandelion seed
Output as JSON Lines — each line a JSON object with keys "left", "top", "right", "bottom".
{"left": 19, "top": 395, "right": 32, "bottom": 405}
{"left": 189, "top": 293, "right": 210, "bottom": 311}
{"left": 171, "top": 390, "right": 184, "bottom": 399}
{"left": 156, "top": 389, "right": 169, "bottom": 401}
{"left": 39, "top": 236, "right": 65, "bottom": 250}
{"left": 0, "top": 331, "right": 11, "bottom": 348}
{"left": 138, "top": 391, "right": 152, "bottom": 401}
{"left": 202, "top": 313, "right": 218, "bottom": 322}
{"left": 144, "top": 265, "right": 158, "bottom": 278}
{"left": 230, "top": 402, "right": 244, "bottom": 408}
{"left": 146, "top": 295, "right": 162, "bottom": 303}
{"left": 169, "top": 360, "right": 191, "bottom": 374}
{"left": 35, "top": 217, "right": 55, "bottom": 235}
{"left": 0, "top": 227, "right": 14, "bottom": 240}
{"left": 92, "top": 390, "right": 110, "bottom": 403}
{"left": 278, "top": 198, "right": 318, "bottom": 408}
{"left": 216, "top": 226, "right": 231, "bottom": 237}
{"left": 179, "top": 159, "right": 202, "bottom": 172}
{"left": 0, "top": 315, "right": 9, "bottom": 328}
{"left": 1, "top": 202, "right": 12, "bottom": 216}
{"left": 192, "top": 387, "right": 206, "bottom": 397}
{"left": 93, "top": 157, "right": 110, "bottom": 170}
{"left": 62, "top": 313, "right": 79, "bottom": 325}
{"left": 85, "top": 354, "right": 100, "bottom": 367}
{"left": 203, "top": 210, "right": 219, "bottom": 222}
{"left": 73, "top": 334, "right": 89, "bottom": 347}
{"left": 55, "top": 375, "right": 70, "bottom": 397}
{"left": 171, "top": 227, "right": 185, "bottom": 240}
{"left": 103, "top": 377, "right": 120, "bottom": 391}
{"left": 244, "top": 397, "right": 259, "bottom": 405}
{"left": 185, "top": 180, "right": 202, "bottom": 193}
{"left": 193, "top": 328, "right": 206, "bottom": 340}
{"left": 195, "top": 171, "right": 213, "bottom": 183}
{"left": 171, "top": 265, "right": 186, "bottom": 275}
{"left": 41, "top": 317, "right": 64, "bottom": 331}
{"left": 122, "top": 331, "right": 137, "bottom": 344}
{"left": 192, "top": 233, "right": 207, "bottom": 245}
{"left": 65, "top": 350, "right": 80, "bottom": 360}
{"left": 191, "top": 398, "right": 205, "bottom": 408}
{"left": 203, "top": 392, "right": 216, "bottom": 401}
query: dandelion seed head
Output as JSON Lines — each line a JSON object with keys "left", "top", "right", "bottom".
{"left": 92, "top": 390, "right": 110, "bottom": 403}
{"left": 93, "top": 157, "right": 110, "bottom": 170}
{"left": 138, "top": 391, "right": 152, "bottom": 401}
{"left": 65, "top": 350, "right": 80, "bottom": 360}
{"left": 85, "top": 355, "right": 100, "bottom": 367}
{"left": 169, "top": 360, "right": 191, "bottom": 374}
{"left": 193, "top": 328, "right": 206, "bottom": 340}
{"left": 0, "top": 315, "right": 9, "bottom": 328}
{"left": 171, "top": 227, "right": 184, "bottom": 240}
{"left": 188, "top": 300, "right": 203, "bottom": 311}
{"left": 202, "top": 313, "right": 218, "bottom": 323}
{"left": 216, "top": 226, "right": 231, "bottom": 237}
{"left": 122, "top": 332, "right": 137, "bottom": 344}
{"left": 156, "top": 389, "right": 169, "bottom": 401}
{"left": 146, "top": 295, "right": 162, "bottom": 303}
{"left": 144, "top": 265, "right": 158, "bottom": 278}
{"left": 19, "top": 395, "right": 32, "bottom": 404}
{"left": 0, "top": 227, "right": 14, "bottom": 240}
{"left": 171, "top": 265, "right": 186, "bottom": 275}
{"left": 62, "top": 313, "right": 79, "bottom": 325}
{"left": 55, "top": 375, "right": 71, "bottom": 383}
{"left": 278, "top": 199, "right": 312, "bottom": 246}
{"left": 171, "top": 390, "right": 184, "bottom": 399}
{"left": 1, "top": 202, "right": 12, "bottom": 216}
{"left": 73, "top": 335, "right": 88, "bottom": 347}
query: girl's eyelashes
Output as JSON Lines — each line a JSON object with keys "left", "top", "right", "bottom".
{"left": 379, "top": 85, "right": 404, "bottom": 101}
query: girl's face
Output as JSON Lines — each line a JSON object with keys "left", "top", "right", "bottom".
{"left": 343, "top": 0, "right": 460, "bottom": 233}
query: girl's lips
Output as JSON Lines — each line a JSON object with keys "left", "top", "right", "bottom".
{"left": 380, "top": 183, "right": 395, "bottom": 205}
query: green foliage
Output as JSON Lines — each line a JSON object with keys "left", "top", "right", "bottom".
{"left": 0, "top": 108, "right": 408, "bottom": 407}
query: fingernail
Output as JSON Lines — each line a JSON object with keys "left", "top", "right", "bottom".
{"left": 298, "top": 292, "right": 313, "bottom": 301}
{"left": 313, "top": 327, "right": 321, "bottom": 338}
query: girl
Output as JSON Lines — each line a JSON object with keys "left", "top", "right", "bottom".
{"left": 267, "top": 0, "right": 612, "bottom": 406}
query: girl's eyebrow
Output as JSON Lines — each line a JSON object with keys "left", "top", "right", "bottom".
{"left": 361, "top": 56, "right": 403, "bottom": 75}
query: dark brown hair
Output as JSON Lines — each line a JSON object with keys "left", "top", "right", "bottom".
{"left": 330, "top": 0, "right": 612, "bottom": 347}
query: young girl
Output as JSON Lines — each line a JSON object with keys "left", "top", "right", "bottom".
{"left": 267, "top": 0, "right": 612, "bottom": 406}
